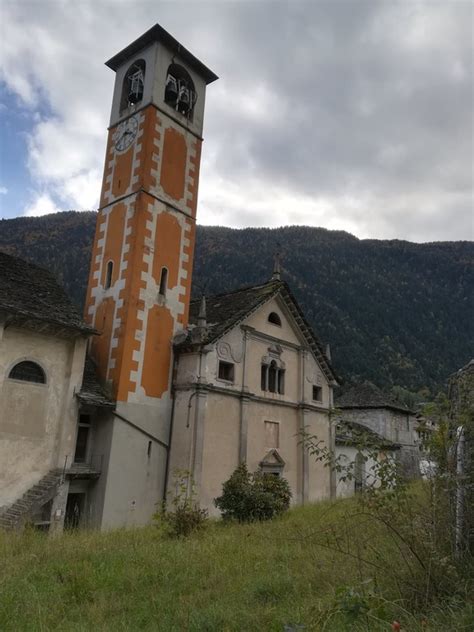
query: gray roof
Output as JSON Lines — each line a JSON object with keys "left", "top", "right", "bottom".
{"left": 77, "top": 356, "right": 115, "bottom": 409}
{"left": 0, "top": 252, "right": 95, "bottom": 335}
{"left": 336, "top": 381, "right": 413, "bottom": 414}
{"left": 336, "top": 419, "right": 400, "bottom": 450}
{"left": 179, "top": 279, "right": 338, "bottom": 384}
{"left": 106, "top": 23, "right": 218, "bottom": 84}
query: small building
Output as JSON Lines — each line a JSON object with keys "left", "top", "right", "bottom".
{"left": 335, "top": 419, "right": 400, "bottom": 497}
{"left": 334, "top": 382, "right": 419, "bottom": 479}
{"left": 0, "top": 252, "right": 113, "bottom": 531}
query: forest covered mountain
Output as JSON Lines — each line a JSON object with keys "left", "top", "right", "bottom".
{"left": 0, "top": 211, "right": 472, "bottom": 397}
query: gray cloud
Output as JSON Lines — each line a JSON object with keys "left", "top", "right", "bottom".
{"left": 1, "top": 0, "right": 472, "bottom": 241}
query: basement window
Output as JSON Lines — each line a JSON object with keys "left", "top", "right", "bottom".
{"left": 218, "top": 361, "right": 234, "bottom": 382}
{"left": 9, "top": 361, "right": 46, "bottom": 384}
{"left": 312, "top": 386, "right": 323, "bottom": 402}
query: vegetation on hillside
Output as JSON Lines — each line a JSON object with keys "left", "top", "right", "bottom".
{"left": 1, "top": 211, "right": 472, "bottom": 395}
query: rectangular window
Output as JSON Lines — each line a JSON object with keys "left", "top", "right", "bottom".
{"left": 265, "top": 421, "right": 279, "bottom": 448}
{"left": 218, "top": 361, "right": 234, "bottom": 382}
{"left": 312, "top": 385, "right": 322, "bottom": 402}
{"left": 261, "top": 365, "right": 268, "bottom": 391}
{"left": 74, "top": 415, "right": 91, "bottom": 463}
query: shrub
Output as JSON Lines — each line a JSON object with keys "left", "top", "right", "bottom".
{"left": 214, "top": 463, "right": 291, "bottom": 522}
{"left": 156, "top": 470, "right": 208, "bottom": 538}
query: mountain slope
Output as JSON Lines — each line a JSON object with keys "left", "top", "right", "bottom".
{"left": 0, "top": 211, "right": 472, "bottom": 393}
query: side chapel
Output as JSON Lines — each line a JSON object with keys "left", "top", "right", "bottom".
{"left": 0, "top": 24, "right": 337, "bottom": 531}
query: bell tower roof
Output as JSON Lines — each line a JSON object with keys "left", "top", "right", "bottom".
{"left": 105, "top": 23, "right": 218, "bottom": 84}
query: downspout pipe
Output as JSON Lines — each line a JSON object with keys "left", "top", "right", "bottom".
{"left": 163, "top": 351, "right": 180, "bottom": 504}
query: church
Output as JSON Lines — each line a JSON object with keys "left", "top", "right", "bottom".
{"left": 0, "top": 25, "right": 337, "bottom": 531}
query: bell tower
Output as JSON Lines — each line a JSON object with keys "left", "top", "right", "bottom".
{"left": 83, "top": 25, "right": 216, "bottom": 526}
{"left": 85, "top": 25, "right": 216, "bottom": 402}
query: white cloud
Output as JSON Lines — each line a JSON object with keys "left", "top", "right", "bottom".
{"left": 24, "top": 193, "right": 62, "bottom": 217}
{"left": 0, "top": 186, "right": 7, "bottom": 195}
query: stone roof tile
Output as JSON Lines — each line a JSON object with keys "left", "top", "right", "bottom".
{"left": 180, "top": 279, "right": 338, "bottom": 384}
{"left": 336, "top": 381, "right": 413, "bottom": 413}
{"left": 0, "top": 251, "right": 94, "bottom": 334}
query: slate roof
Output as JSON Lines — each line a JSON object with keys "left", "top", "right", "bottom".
{"left": 0, "top": 252, "right": 95, "bottom": 334}
{"left": 336, "top": 381, "right": 413, "bottom": 414}
{"left": 77, "top": 356, "right": 115, "bottom": 408}
{"left": 179, "top": 279, "right": 338, "bottom": 384}
{"left": 336, "top": 419, "right": 400, "bottom": 450}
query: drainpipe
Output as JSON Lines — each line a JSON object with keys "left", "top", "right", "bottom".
{"left": 163, "top": 351, "right": 179, "bottom": 505}
{"left": 239, "top": 329, "right": 249, "bottom": 463}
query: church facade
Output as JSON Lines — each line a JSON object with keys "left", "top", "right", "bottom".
{"left": 0, "top": 25, "right": 337, "bottom": 531}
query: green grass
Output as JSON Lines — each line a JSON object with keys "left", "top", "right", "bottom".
{"left": 0, "top": 497, "right": 472, "bottom": 631}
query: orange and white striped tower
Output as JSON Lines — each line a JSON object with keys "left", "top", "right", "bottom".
{"left": 84, "top": 25, "right": 217, "bottom": 527}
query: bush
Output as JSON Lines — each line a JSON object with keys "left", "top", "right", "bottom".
{"left": 214, "top": 463, "right": 291, "bottom": 522}
{"left": 156, "top": 470, "right": 208, "bottom": 538}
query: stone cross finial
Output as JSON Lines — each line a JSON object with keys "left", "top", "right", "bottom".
{"left": 197, "top": 295, "right": 207, "bottom": 328}
{"left": 272, "top": 249, "right": 281, "bottom": 281}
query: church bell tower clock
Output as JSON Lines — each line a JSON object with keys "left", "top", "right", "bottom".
{"left": 83, "top": 25, "right": 217, "bottom": 525}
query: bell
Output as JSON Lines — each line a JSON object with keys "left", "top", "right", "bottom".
{"left": 165, "top": 74, "right": 178, "bottom": 105}
{"left": 128, "top": 69, "right": 144, "bottom": 104}
{"left": 176, "top": 85, "right": 190, "bottom": 114}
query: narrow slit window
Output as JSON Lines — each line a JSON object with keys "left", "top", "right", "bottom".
{"left": 105, "top": 261, "right": 113, "bottom": 289}
{"left": 147, "top": 441, "right": 152, "bottom": 458}
{"left": 261, "top": 364, "right": 268, "bottom": 391}
{"left": 159, "top": 267, "right": 168, "bottom": 296}
{"left": 312, "top": 385, "right": 322, "bottom": 402}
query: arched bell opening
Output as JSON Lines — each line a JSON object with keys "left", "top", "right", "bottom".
{"left": 164, "top": 63, "right": 196, "bottom": 120}
{"left": 120, "top": 59, "right": 146, "bottom": 113}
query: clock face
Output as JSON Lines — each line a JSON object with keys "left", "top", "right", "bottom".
{"left": 114, "top": 115, "right": 138, "bottom": 152}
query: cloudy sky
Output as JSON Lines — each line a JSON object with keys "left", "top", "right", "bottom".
{"left": 0, "top": 0, "right": 472, "bottom": 241}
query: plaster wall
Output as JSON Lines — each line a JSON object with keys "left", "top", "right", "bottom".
{"left": 200, "top": 296, "right": 331, "bottom": 408}
{"left": 334, "top": 445, "right": 380, "bottom": 498}
{"left": 99, "top": 415, "right": 165, "bottom": 528}
{"left": 336, "top": 408, "right": 416, "bottom": 446}
{"left": 0, "top": 326, "right": 87, "bottom": 506}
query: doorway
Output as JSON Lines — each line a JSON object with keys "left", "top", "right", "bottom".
{"left": 65, "top": 493, "right": 85, "bottom": 529}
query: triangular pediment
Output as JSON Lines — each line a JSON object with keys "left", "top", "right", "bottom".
{"left": 259, "top": 448, "right": 285, "bottom": 467}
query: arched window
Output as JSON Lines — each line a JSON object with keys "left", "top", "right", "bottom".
{"left": 105, "top": 261, "right": 113, "bottom": 290}
{"left": 268, "top": 312, "right": 282, "bottom": 326}
{"left": 261, "top": 358, "right": 285, "bottom": 394}
{"left": 159, "top": 267, "right": 168, "bottom": 297}
{"left": 120, "top": 59, "right": 146, "bottom": 113}
{"left": 268, "top": 360, "right": 277, "bottom": 393}
{"left": 164, "top": 63, "right": 196, "bottom": 119}
{"left": 9, "top": 361, "right": 46, "bottom": 384}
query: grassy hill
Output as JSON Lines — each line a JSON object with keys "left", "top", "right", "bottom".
{"left": 0, "top": 211, "right": 472, "bottom": 396}
{"left": 0, "top": 498, "right": 472, "bottom": 631}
